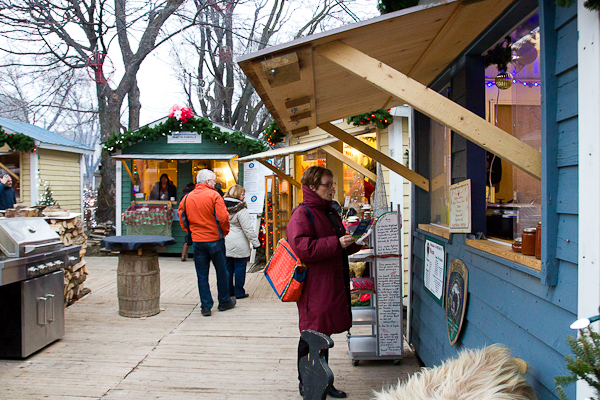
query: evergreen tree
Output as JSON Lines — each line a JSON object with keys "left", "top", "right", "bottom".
{"left": 555, "top": 327, "right": 600, "bottom": 400}
{"left": 37, "top": 179, "right": 58, "bottom": 207}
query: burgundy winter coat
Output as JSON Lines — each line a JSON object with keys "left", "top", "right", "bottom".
{"left": 286, "top": 185, "right": 361, "bottom": 337}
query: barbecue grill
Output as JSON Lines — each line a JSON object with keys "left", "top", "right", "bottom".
{"left": 0, "top": 217, "right": 81, "bottom": 358}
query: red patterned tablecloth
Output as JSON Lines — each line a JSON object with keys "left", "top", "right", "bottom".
{"left": 122, "top": 205, "right": 174, "bottom": 227}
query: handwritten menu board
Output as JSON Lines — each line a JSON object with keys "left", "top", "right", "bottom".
{"left": 375, "top": 212, "right": 403, "bottom": 356}
{"left": 424, "top": 237, "right": 445, "bottom": 306}
{"left": 449, "top": 179, "right": 471, "bottom": 233}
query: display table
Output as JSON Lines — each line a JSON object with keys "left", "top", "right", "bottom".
{"left": 122, "top": 202, "right": 174, "bottom": 237}
{"left": 101, "top": 235, "right": 176, "bottom": 318}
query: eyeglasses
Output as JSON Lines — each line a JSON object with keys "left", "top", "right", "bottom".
{"left": 319, "top": 182, "right": 336, "bottom": 190}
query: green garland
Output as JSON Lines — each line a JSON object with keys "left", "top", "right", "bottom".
{"left": 0, "top": 127, "right": 36, "bottom": 152}
{"left": 377, "top": 0, "right": 419, "bottom": 14}
{"left": 484, "top": 37, "right": 513, "bottom": 73}
{"left": 556, "top": 0, "right": 600, "bottom": 11}
{"left": 347, "top": 109, "right": 393, "bottom": 130}
{"left": 103, "top": 116, "right": 270, "bottom": 155}
{"left": 264, "top": 120, "right": 285, "bottom": 146}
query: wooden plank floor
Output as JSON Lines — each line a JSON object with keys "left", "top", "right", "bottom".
{"left": 0, "top": 256, "right": 421, "bottom": 399}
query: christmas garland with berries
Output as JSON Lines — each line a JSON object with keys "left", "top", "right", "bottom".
{"left": 347, "top": 109, "right": 393, "bottom": 130}
{"left": 0, "top": 128, "right": 37, "bottom": 152}
{"left": 103, "top": 116, "right": 270, "bottom": 155}
{"left": 263, "top": 120, "right": 285, "bottom": 146}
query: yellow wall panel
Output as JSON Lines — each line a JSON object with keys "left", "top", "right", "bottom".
{"left": 38, "top": 149, "right": 81, "bottom": 212}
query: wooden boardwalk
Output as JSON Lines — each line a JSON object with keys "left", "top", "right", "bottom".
{"left": 0, "top": 256, "right": 421, "bottom": 399}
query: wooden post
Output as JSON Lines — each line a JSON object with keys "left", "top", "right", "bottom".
{"left": 318, "top": 122, "right": 429, "bottom": 191}
{"left": 228, "top": 156, "right": 239, "bottom": 184}
{"left": 120, "top": 160, "right": 136, "bottom": 183}
{"left": 314, "top": 40, "right": 542, "bottom": 180}
{"left": 0, "top": 161, "right": 19, "bottom": 181}
{"left": 321, "top": 145, "right": 377, "bottom": 182}
{"left": 257, "top": 159, "right": 301, "bottom": 188}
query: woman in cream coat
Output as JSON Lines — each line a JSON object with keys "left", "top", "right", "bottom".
{"left": 224, "top": 185, "right": 261, "bottom": 299}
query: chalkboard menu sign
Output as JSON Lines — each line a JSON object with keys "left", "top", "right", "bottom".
{"left": 374, "top": 212, "right": 402, "bottom": 356}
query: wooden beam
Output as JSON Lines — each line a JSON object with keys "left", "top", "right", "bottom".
{"left": 285, "top": 96, "right": 311, "bottom": 109}
{"left": 291, "top": 127, "right": 309, "bottom": 137}
{"left": 321, "top": 145, "right": 377, "bottom": 182}
{"left": 314, "top": 40, "right": 542, "bottom": 180}
{"left": 120, "top": 160, "right": 135, "bottom": 183}
{"left": 257, "top": 159, "right": 301, "bottom": 188}
{"left": 289, "top": 111, "right": 311, "bottom": 122}
{"left": 228, "top": 156, "right": 238, "bottom": 184}
{"left": 318, "top": 122, "right": 429, "bottom": 191}
{"left": 260, "top": 53, "right": 300, "bottom": 88}
{"left": 0, "top": 161, "right": 19, "bottom": 182}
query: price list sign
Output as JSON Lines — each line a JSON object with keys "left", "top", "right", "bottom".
{"left": 424, "top": 237, "right": 446, "bottom": 306}
{"left": 375, "top": 212, "right": 403, "bottom": 356}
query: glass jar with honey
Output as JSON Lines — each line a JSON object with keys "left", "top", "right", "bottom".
{"left": 522, "top": 228, "right": 536, "bottom": 256}
{"left": 512, "top": 238, "right": 522, "bottom": 253}
{"left": 535, "top": 221, "right": 541, "bottom": 259}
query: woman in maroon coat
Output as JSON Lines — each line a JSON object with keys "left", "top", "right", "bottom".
{"left": 286, "top": 166, "right": 361, "bottom": 398}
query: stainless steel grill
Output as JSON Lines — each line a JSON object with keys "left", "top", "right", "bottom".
{"left": 0, "top": 217, "right": 81, "bottom": 358}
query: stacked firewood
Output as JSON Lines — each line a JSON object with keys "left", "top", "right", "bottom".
{"left": 4, "top": 207, "right": 42, "bottom": 218}
{"left": 47, "top": 216, "right": 90, "bottom": 306}
{"left": 86, "top": 222, "right": 116, "bottom": 245}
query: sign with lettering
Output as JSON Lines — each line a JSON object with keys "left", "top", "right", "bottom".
{"left": 449, "top": 179, "right": 471, "bottom": 233}
{"left": 424, "top": 236, "right": 445, "bottom": 306}
{"left": 375, "top": 212, "right": 402, "bottom": 356}
{"left": 166, "top": 131, "right": 202, "bottom": 144}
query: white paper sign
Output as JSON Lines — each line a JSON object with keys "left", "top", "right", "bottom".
{"left": 374, "top": 212, "right": 403, "bottom": 356}
{"left": 424, "top": 239, "right": 445, "bottom": 301}
{"left": 167, "top": 131, "right": 202, "bottom": 144}
{"left": 243, "top": 161, "right": 271, "bottom": 214}
{"left": 449, "top": 179, "right": 471, "bottom": 233}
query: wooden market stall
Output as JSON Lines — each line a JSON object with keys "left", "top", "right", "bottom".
{"left": 0, "top": 117, "right": 94, "bottom": 213}
{"left": 237, "top": 1, "right": 583, "bottom": 398}
{"left": 110, "top": 116, "right": 265, "bottom": 255}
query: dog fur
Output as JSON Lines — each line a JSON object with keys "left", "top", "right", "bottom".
{"left": 373, "top": 345, "right": 538, "bottom": 400}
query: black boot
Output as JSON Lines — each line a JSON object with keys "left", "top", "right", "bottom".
{"left": 328, "top": 386, "right": 347, "bottom": 398}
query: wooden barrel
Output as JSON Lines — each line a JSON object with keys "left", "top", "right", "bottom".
{"left": 117, "top": 250, "right": 160, "bottom": 317}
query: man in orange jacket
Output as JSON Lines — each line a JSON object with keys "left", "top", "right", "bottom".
{"left": 179, "top": 169, "right": 234, "bottom": 317}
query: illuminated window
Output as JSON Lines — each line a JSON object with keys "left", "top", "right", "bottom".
{"left": 0, "top": 153, "right": 21, "bottom": 202}
{"left": 485, "top": 13, "right": 541, "bottom": 239}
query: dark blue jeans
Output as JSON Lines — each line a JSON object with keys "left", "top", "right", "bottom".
{"left": 192, "top": 240, "right": 231, "bottom": 308}
{"left": 226, "top": 257, "right": 248, "bottom": 298}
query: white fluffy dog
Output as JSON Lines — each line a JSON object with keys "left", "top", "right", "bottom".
{"left": 373, "top": 345, "right": 538, "bottom": 400}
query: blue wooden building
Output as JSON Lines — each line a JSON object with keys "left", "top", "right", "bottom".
{"left": 237, "top": 0, "right": 597, "bottom": 398}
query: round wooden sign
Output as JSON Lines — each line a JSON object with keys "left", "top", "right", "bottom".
{"left": 446, "top": 259, "right": 468, "bottom": 346}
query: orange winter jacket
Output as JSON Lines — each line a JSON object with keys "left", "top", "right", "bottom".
{"left": 178, "top": 183, "right": 230, "bottom": 242}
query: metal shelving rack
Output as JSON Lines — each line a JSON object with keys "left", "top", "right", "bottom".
{"left": 347, "top": 208, "right": 403, "bottom": 365}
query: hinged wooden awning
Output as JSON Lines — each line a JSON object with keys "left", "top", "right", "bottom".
{"left": 238, "top": 0, "right": 542, "bottom": 188}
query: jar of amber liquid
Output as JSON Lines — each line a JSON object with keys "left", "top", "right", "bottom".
{"left": 535, "top": 221, "right": 542, "bottom": 259}
{"left": 512, "top": 238, "right": 522, "bottom": 253}
{"left": 522, "top": 228, "right": 536, "bottom": 256}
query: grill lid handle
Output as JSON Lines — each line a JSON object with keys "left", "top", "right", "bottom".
{"left": 27, "top": 225, "right": 37, "bottom": 233}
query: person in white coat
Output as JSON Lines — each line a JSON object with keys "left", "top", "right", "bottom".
{"left": 224, "top": 185, "right": 261, "bottom": 299}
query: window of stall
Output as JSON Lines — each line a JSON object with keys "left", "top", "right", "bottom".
{"left": 191, "top": 160, "right": 237, "bottom": 192}
{"left": 485, "top": 12, "right": 541, "bottom": 240}
{"left": 342, "top": 132, "right": 376, "bottom": 205}
{"left": 132, "top": 160, "right": 178, "bottom": 201}
{"left": 0, "top": 152, "right": 21, "bottom": 202}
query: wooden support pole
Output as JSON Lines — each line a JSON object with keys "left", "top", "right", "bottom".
{"left": 321, "top": 145, "right": 377, "bottom": 182}
{"left": 257, "top": 159, "right": 301, "bottom": 188}
{"left": 120, "top": 160, "right": 135, "bottom": 183}
{"left": 314, "top": 40, "right": 542, "bottom": 180}
{"left": 318, "top": 122, "right": 429, "bottom": 191}
{"left": 228, "top": 156, "right": 239, "bottom": 184}
{"left": 0, "top": 161, "right": 19, "bottom": 182}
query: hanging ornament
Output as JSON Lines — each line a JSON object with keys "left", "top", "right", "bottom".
{"left": 209, "top": 0, "right": 233, "bottom": 12}
{"left": 85, "top": 52, "right": 115, "bottom": 84}
{"left": 495, "top": 72, "right": 513, "bottom": 90}
{"left": 219, "top": 46, "right": 233, "bottom": 62}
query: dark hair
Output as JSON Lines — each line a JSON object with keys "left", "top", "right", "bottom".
{"left": 160, "top": 173, "right": 171, "bottom": 184}
{"left": 301, "top": 166, "right": 333, "bottom": 188}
